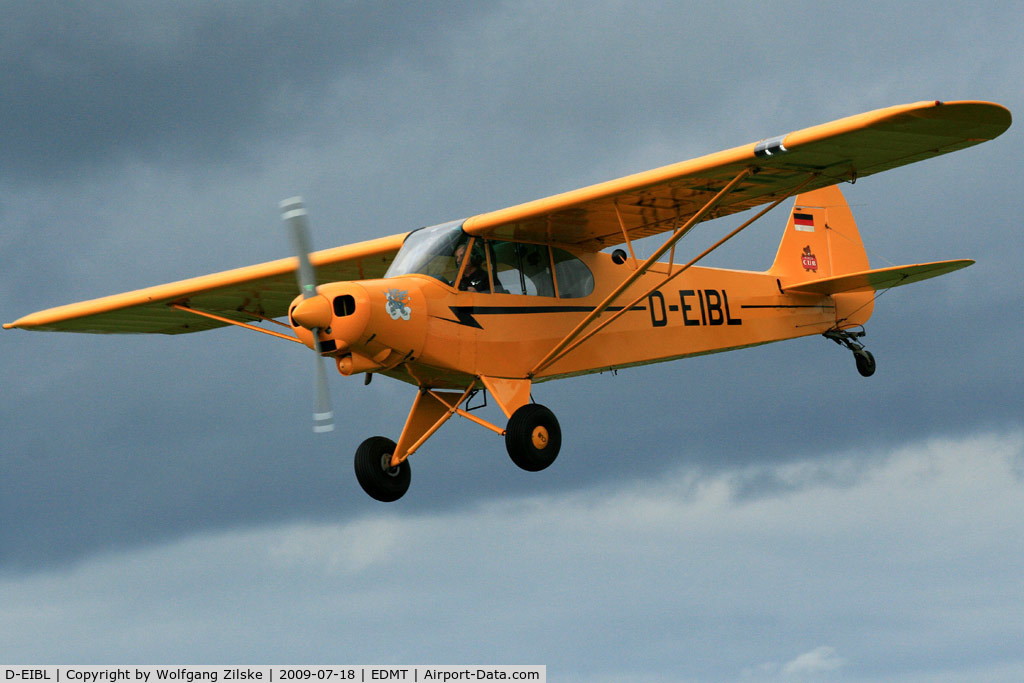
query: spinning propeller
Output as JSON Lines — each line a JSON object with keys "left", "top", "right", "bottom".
{"left": 280, "top": 197, "right": 334, "bottom": 433}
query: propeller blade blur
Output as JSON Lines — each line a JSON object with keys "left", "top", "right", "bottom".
{"left": 280, "top": 196, "right": 334, "bottom": 434}
{"left": 280, "top": 196, "right": 318, "bottom": 299}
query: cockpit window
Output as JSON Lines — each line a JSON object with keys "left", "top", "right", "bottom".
{"left": 552, "top": 248, "right": 594, "bottom": 298}
{"left": 385, "top": 220, "right": 467, "bottom": 284}
{"left": 455, "top": 239, "right": 490, "bottom": 292}
{"left": 386, "top": 222, "right": 593, "bottom": 299}
{"left": 489, "top": 241, "right": 555, "bottom": 296}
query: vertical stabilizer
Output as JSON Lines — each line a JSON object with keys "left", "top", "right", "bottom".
{"left": 769, "top": 184, "right": 874, "bottom": 328}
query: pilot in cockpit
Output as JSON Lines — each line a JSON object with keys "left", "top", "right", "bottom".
{"left": 454, "top": 242, "right": 490, "bottom": 293}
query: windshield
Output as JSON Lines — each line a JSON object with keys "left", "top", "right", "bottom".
{"left": 385, "top": 220, "right": 467, "bottom": 283}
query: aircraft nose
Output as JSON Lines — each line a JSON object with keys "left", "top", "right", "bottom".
{"left": 290, "top": 294, "right": 332, "bottom": 330}
{"left": 322, "top": 281, "right": 372, "bottom": 348}
{"left": 288, "top": 281, "right": 370, "bottom": 354}
{"left": 288, "top": 278, "right": 426, "bottom": 373}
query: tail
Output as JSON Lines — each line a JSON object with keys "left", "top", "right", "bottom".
{"left": 768, "top": 184, "right": 974, "bottom": 330}
{"left": 769, "top": 184, "right": 874, "bottom": 329}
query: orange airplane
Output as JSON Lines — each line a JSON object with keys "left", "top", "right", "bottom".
{"left": 6, "top": 100, "right": 1011, "bottom": 501}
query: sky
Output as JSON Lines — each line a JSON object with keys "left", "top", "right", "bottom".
{"left": 1, "top": 1, "right": 1022, "bottom": 679}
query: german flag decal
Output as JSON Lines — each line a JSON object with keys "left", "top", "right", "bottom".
{"left": 793, "top": 212, "right": 815, "bottom": 232}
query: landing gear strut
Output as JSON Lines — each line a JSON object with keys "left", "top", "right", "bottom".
{"left": 352, "top": 383, "right": 563, "bottom": 501}
{"left": 824, "top": 327, "right": 876, "bottom": 377}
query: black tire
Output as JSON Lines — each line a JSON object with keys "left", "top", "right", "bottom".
{"left": 855, "top": 349, "right": 876, "bottom": 377}
{"left": 505, "top": 404, "right": 561, "bottom": 472}
{"left": 354, "top": 436, "right": 410, "bottom": 502}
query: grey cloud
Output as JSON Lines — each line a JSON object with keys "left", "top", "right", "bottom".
{"left": 0, "top": 1, "right": 487, "bottom": 179}
{"left": 2, "top": 1, "right": 1022, "bottom": 574}
{"left": 2, "top": 432, "right": 1022, "bottom": 678}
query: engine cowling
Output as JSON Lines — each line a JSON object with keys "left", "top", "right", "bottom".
{"left": 288, "top": 278, "right": 427, "bottom": 375}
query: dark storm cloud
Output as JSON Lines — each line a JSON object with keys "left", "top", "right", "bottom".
{"left": 0, "top": 1, "right": 486, "bottom": 179}
{"left": 2, "top": 1, "right": 1022, "bottom": 575}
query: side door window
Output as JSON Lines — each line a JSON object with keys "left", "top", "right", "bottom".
{"left": 552, "top": 248, "right": 594, "bottom": 298}
{"left": 488, "top": 241, "right": 555, "bottom": 296}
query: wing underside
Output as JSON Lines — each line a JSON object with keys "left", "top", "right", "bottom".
{"left": 5, "top": 233, "right": 406, "bottom": 334}
{"left": 462, "top": 100, "right": 1011, "bottom": 249}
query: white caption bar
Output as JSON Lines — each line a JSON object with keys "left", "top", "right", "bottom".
{"left": 2, "top": 667, "right": 545, "bottom": 683}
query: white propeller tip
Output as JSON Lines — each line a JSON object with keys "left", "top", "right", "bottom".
{"left": 313, "top": 410, "right": 334, "bottom": 433}
{"left": 280, "top": 197, "right": 308, "bottom": 221}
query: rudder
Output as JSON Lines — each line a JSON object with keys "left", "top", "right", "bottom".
{"left": 769, "top": 184, "right": 874, "bottom": 328}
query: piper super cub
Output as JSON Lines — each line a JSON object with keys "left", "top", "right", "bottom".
{"left": 6, "top": 100, "right": 1011, "bottom": 501}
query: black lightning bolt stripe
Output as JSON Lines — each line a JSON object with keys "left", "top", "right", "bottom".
{"left": 437, "top": 304, "right": 647, "bottom": 329}
{"left": 740, "top": 304, "right": 835, "bottom": 310}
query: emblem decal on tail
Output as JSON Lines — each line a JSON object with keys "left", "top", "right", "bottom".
{"left": 801, "top": 246, "right": 818, "bottom": 272}
{"left": 385, "top": 289, "right": 412, "bottom": 320}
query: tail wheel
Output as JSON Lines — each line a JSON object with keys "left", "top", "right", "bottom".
{"left": 505, "top": 404, "right": 561, "bottom": 472}
{"left": 854, "top": 349, "right": 876, "bottom": 377}
{"left": 354, "top": 436, "right": 410, "bottom": 502}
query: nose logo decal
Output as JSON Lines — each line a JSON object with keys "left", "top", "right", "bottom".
{"left": 385, "top": 289, "right": 412, "bottom": 321}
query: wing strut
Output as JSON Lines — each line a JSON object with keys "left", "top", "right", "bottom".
{"left": 529, "top": 167, "right": 754, "bottom": 377}
{"left": 537, "top": 173, "right": 820, "bottom": 370}
{"left": 613, "top": 201, "right": 639, "bottom": 268}
{"left": 169, "top": 304, "right": 304, "bottom": 344}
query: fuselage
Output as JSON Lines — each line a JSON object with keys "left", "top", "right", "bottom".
{"left": 289, "top": 224, "right": 863, "bottom": 389}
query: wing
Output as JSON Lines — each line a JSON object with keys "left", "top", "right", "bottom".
{"left": 462, "top": 100, "right": 1011, "bottom": 249}
{"left": 5, "top": 233, "right": 406, "bottom": 334}
{"left": 783, "top": 259, "right": 974, "bottom": 295}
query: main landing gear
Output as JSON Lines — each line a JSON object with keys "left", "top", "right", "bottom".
{"left": 505, "top": 404, "right": 562, "bottom": 472}
{"left": 353, "top": 391, "right": 562, "bottom": 502}
{"left": 353, "top": 436, "right": 410, "bottom": 503}
{"left": 824, "top": 326, "right": 876, "bottom": 377}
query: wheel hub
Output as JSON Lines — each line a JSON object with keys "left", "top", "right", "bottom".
{"left": 380, "top": 453, "right": 401, "bottom": 477}
{"left": 531, "top": 425, "right": 549, "bottom": 450}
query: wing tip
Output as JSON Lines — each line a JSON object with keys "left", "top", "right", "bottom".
{"left": 928, "top": 99, "right": 1012, "bottom": 137}
{"left": 5, "top": 314, "right": 41, "bottom": 331}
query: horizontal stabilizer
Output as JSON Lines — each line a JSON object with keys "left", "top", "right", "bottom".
{"left": 783, "top": 260, "right": 974, "bottom": 295}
